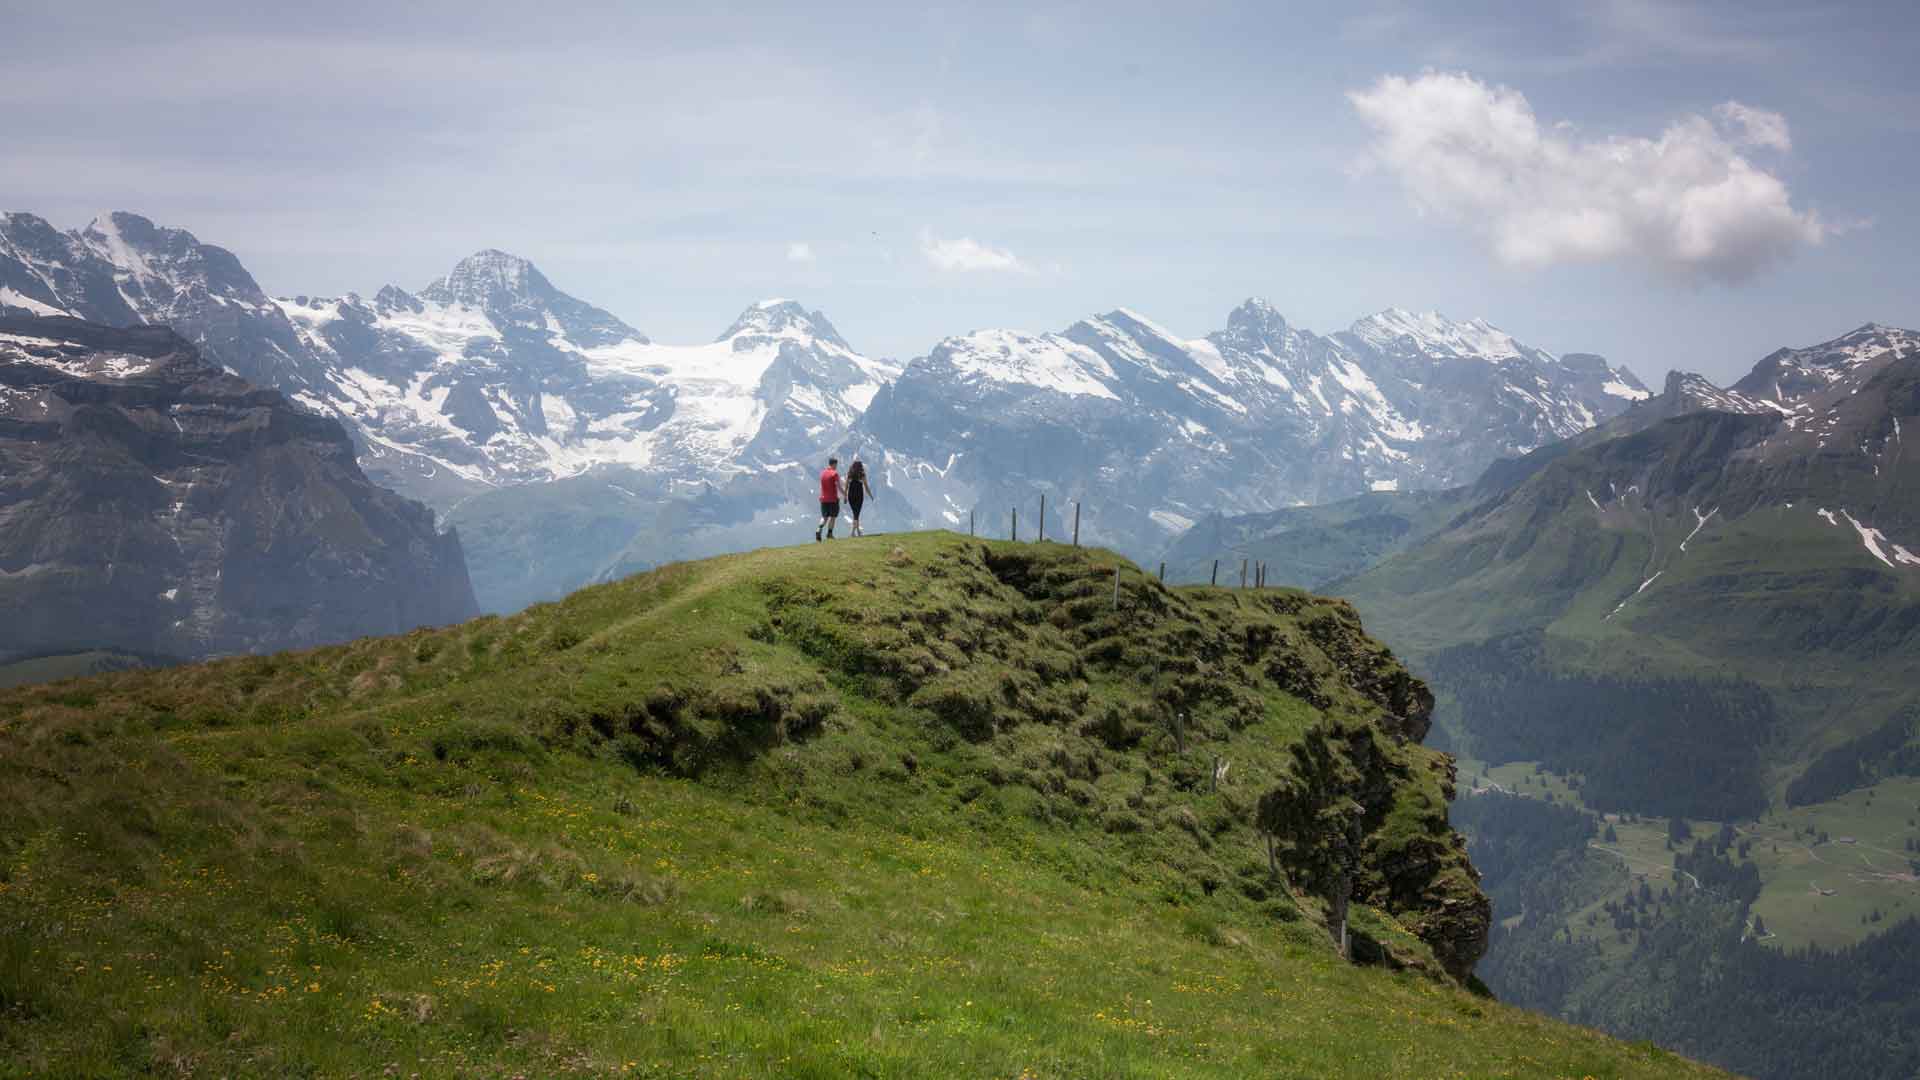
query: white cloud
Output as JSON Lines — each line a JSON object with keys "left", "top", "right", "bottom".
{"left": 1714, "top": 101, "right": 1791, "bottom": 152}
{"left": 1348, "top": 70, "right": 1832, "bottom": 282}
{"left": 786, "top": 241, "right": 815, "bottom": 264}
{"left": 919, "top": 230, "right": 1032, "bottom": 274}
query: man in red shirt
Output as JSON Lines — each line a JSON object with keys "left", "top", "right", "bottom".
{"left": 816, "top": 457, "right": 844, "bottom": 542}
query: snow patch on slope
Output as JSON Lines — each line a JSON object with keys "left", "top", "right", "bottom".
{"left": 938, "top": 329, "right": 1118, "bottom": 400}
{"left": 1607, "top": 571, "right": 1664, "bottom": 620}
{"left": 1680, "top": 507, "right": 1717, "bottom": 552}
{"left": 0, "top": 287, "right": 68, "bottom": 317}
{"left": 1838, "top": 510, "right": 1908, "bottom": 569}
{"left": 1349, "top": 308, "right": 1525, "bottom": 361}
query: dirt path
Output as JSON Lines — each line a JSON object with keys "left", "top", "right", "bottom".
{"left": 1587, "top": 842, "right": 1702, "bottom": 890}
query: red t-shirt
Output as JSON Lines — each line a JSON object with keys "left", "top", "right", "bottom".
{"left": 819, "top": 468, "right": 840, "bottom": 501}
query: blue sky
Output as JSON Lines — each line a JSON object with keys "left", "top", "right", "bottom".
{"left": 4, "top": 0, "right": 1916, "bottom": 384}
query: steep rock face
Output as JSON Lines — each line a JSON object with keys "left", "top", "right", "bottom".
{"left": 853, "top": 299, "right": 1647, "bottom": 561}
{"left": 0, "top": 315, "right": 477, "bottom": 663}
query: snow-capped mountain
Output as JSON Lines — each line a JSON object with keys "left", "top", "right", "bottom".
{"left": 275, "top": 262, "right": 895, "bottom": 505}
{"left": 1, "top": 216, "right": 893, "bottom": 509}
{"left": 1, "top": 210, "right": 1653, "bottom": 609}
{"left": 852, "top": 298, "right": 1649, "bottom": 559}
{"left": 1179, "top": 321, "right": 1920, "bottom": 600}
{"left": 0, "top": 211, "right": 326, "bottom": 392}
{"left": 1734, "top": 323, "right": 1920, "bottom": 406}
{"left": 1568, "top": 324, "right": 1920, "bottom": 462}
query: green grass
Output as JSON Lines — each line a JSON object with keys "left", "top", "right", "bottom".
{"left": 1743, "top": 776, "right": 1920, "bottom": 948}
{"left": 0, "top": 533, "right": 1724, "bottom": 1077}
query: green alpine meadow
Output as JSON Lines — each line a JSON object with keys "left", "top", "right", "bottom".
{"left": 0, "top": 534, "right": 1721, "bottom": 1077}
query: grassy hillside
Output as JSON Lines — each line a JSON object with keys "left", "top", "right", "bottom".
{"left": 0, "top": 533, "right": 1720, "bottom": 1077}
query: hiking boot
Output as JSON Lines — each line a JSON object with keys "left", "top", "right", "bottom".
{"left": 814, "top": 528, "right": 822, "bottom": 542}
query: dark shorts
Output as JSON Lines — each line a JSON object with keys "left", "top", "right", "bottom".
{"left": 820, "top": 500, "right": 840, "bottom": 518}
{"left": 848, "top": 494, "right": 864, "bottom": 520}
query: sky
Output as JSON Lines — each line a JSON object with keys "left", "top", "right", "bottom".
{"left": 4, "top": 0, "right": 1917, "bottom": 386}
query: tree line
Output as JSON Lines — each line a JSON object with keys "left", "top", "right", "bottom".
{"left": 1426, "top": 631, "right": 1774, "bottom": 820}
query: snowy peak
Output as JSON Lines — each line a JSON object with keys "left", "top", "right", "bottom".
{"left": 76, "top": 211, "right": 263, "bottom": 298}
{"left": 1660, "top": 370, "right": 1776, "bottom": 416}
{"left": 419, "top": 249, "right": 548, "bottom": 309}
{"left": 1225, "top": 296, "right": 1290, "bottom": 338}
{"left": 372, "top": 284, "right": 422, "bottom": 314}
{"left": 416, "top": 249, "right": 646, "bottom": 347}
{"left": 1062, "top": 308, "right": 1208, "bottom": 384}
{"left": 928, "top": 327, "right": 1120, "bottom": 401}
{"left": 1732, "top": 323, "right": 1920, "bottom": 405}
{"left": 718, "top": 299, "right": 852, "bottom": 352}
{"left": 1348, "top": 307, "right": 1526, "bottom": 362}
{"left": 0, "top": 210, "right": 324, "bottom": 390}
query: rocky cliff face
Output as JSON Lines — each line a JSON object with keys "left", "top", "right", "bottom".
{"left": 0, "top": 315, "right": 477, "bottom": 663}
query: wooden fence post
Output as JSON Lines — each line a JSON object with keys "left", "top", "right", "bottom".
{"left": 1241, "top": 559, "right": 1248, "bottom": 588}
{"left": 969, "top": 510, "right": 975, "bottom": 536}
{"left": 1011, "top": 507, "right": 1018, "bottom": 542}
{"left": 1072, "top": 501, "right": 1081, "bottom": 547}
{"left": 1210, "top": 560, "right": 1219, "bottom": 586}
{"left": 1158, "top": 562, "right": 1165, "bottom": 582}
{"left": 1038, "top": 494, "right": 1045, "bottom": 542}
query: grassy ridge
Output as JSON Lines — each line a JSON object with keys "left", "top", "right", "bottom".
{"left": 1, "top": 533, "right": 1720, "bottom": 1077}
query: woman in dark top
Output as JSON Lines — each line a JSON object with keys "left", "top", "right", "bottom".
{"left": 846, "top": 456, "right": 875, "bottom": 536}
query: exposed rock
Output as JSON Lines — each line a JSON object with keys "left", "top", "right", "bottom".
{"left": 0, "top": 315, "right": 476, "bottom": 663}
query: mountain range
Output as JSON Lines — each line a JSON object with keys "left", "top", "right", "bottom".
{"left": 1167, "top": 316, "right": 1920, "bottom": 1080}
{"left": 1176, "top": 320, "right": 1920, "bottom": 784}
{"left": 2, "top": 210, "right": 1649, "bottom": 610}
